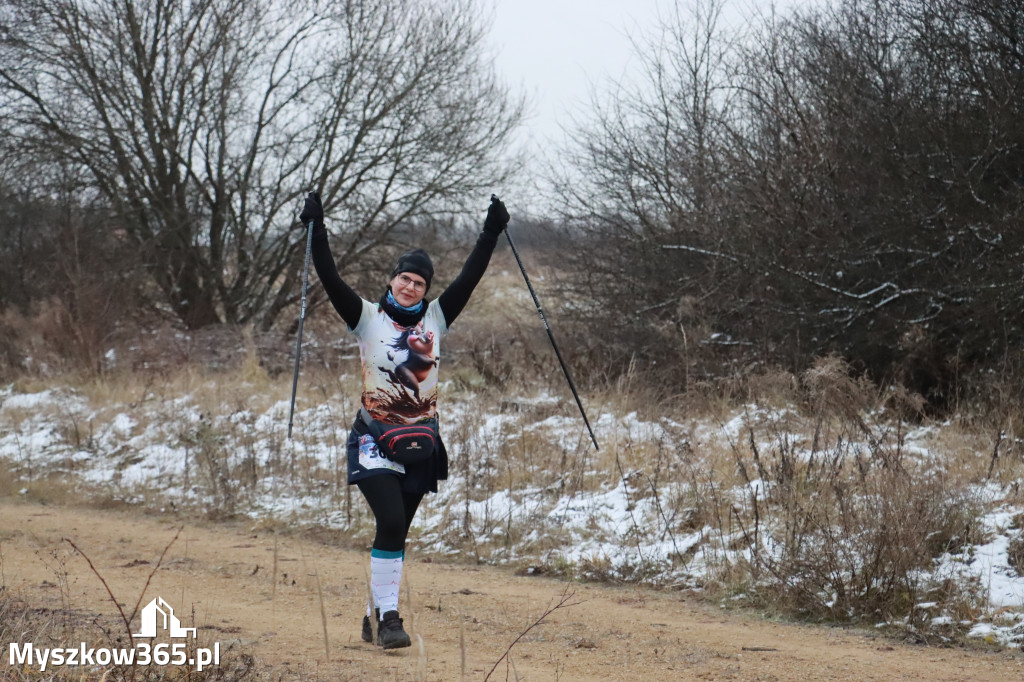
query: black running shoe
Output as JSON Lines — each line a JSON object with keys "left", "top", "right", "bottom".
{"left": 361, "top": 608, "right": 380, "bottom": 643}
{"left": 377, "top": 610, "right": 411, "bottom": 649}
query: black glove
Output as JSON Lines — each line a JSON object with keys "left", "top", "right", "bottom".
{"left": 483, "top": 194, "right": 510, "bottom": 237}
{"left": 299, "top": 191, "right": 324, "bottom": 232}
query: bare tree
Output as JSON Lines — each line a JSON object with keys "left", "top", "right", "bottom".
{"left": 0, "top": 0, "right": 523, "bottom": 330}
{"left": 552, "top": 0, "right": 1024, "bottom": 402}
{"left": 731, "top": 0, "right": 1024, "bottom": 400}
{"left": 549, "top": 0, "right": 744, "bottom": 384}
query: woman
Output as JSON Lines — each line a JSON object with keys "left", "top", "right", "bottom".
{"left": 299, "top": 191, "right": 510, "bottom": 649}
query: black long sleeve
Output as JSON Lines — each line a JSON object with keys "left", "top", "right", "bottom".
{"left": 438, "top": 230, "right": 500, "bottom": 327}
{"left": 310, "top": 228, "right": 363, "bottom": 330}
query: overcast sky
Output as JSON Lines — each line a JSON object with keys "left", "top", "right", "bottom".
{"left": 485, "top": 0, "right": 660, "bottom": 146}
{"left": 482, "top": 0, "right": 664, "bottom": 210}
{"left": 479, "top": 0, "right": 806, "bottom": 213}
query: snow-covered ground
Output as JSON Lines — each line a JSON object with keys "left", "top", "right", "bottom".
{"left": 2, "top": 382, "right": 1022, "bottom": 647}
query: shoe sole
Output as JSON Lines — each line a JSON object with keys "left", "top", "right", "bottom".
{"left": 380, "top": 636, "right": 412, "bottom": 649}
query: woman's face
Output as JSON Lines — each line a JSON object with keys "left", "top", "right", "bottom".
{"left": 390, "top": 272, "right": 427, "bottom": 308}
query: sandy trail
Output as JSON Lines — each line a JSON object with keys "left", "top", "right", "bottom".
{"left": 0, "top": 499, "right": 1019, "bottom": 681}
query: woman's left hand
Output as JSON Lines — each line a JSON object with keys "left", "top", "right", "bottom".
{"left": 299, "top": 191, "right": 324, "bottom": 231}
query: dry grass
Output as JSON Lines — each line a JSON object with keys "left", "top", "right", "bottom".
{"left": 2, "top": 306, "right": 1023, "bottom": 643}
{"left": 0, "top": 588, "right": 262, "bottom": 681}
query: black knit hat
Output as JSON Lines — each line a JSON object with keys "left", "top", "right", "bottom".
{"left": 391, "top": 248, "right": 434, "bottom": 291}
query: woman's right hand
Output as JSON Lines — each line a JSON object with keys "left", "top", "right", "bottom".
{"left": 484, "top": 194, "right": 510, "bottom": 236}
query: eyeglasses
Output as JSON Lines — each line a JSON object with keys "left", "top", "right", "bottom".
{"left": 396, "top": 273, "right": 426, "bottom": 292}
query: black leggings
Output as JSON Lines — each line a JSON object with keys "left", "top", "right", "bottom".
{"left": 357, "top": 475, "right": 424, "bottom": 553}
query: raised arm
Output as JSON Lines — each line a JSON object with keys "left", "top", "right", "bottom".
{"left": 300, "top": 191, "right": 363, "bottom": 330}
{"left": 438, "top": 195, "right": 511, "bottom": 327}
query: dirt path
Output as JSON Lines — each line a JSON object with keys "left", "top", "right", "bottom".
{"left": 1, "top": 499, "right": 1020, "bottom": 681}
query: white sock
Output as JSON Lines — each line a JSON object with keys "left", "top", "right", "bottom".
{"left": 369, "top": 550, "right": 403, "bottom": 616}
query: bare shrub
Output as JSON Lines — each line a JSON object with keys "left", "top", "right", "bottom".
{"left": 1009, "top": 536, "right": 1024, "bottom": 576}
{"left": 726, "top": 359, "right": 986, "bottom": 623}
{"left": 1009, "top": 515, "right": 1024, "bottom": 577}
{"left": 0, "top": 296, "right": 129, "bottom": 379}
{"left": 179, "top": 419, "right": 238, "bottom": 518}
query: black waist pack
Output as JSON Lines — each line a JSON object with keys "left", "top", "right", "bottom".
{"left": 359, "top": 407, "right": 436, "bottom": 465}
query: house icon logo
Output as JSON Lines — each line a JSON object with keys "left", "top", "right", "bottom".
{"left": 132, "top": 597, "right": 197, "bottom": 639}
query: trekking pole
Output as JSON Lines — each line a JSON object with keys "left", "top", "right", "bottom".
{"left": 498, "top": 198, "right": 599, "bottom": 451}
{"left": 287, "top": 218, "right": 315, "bottom": 439}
